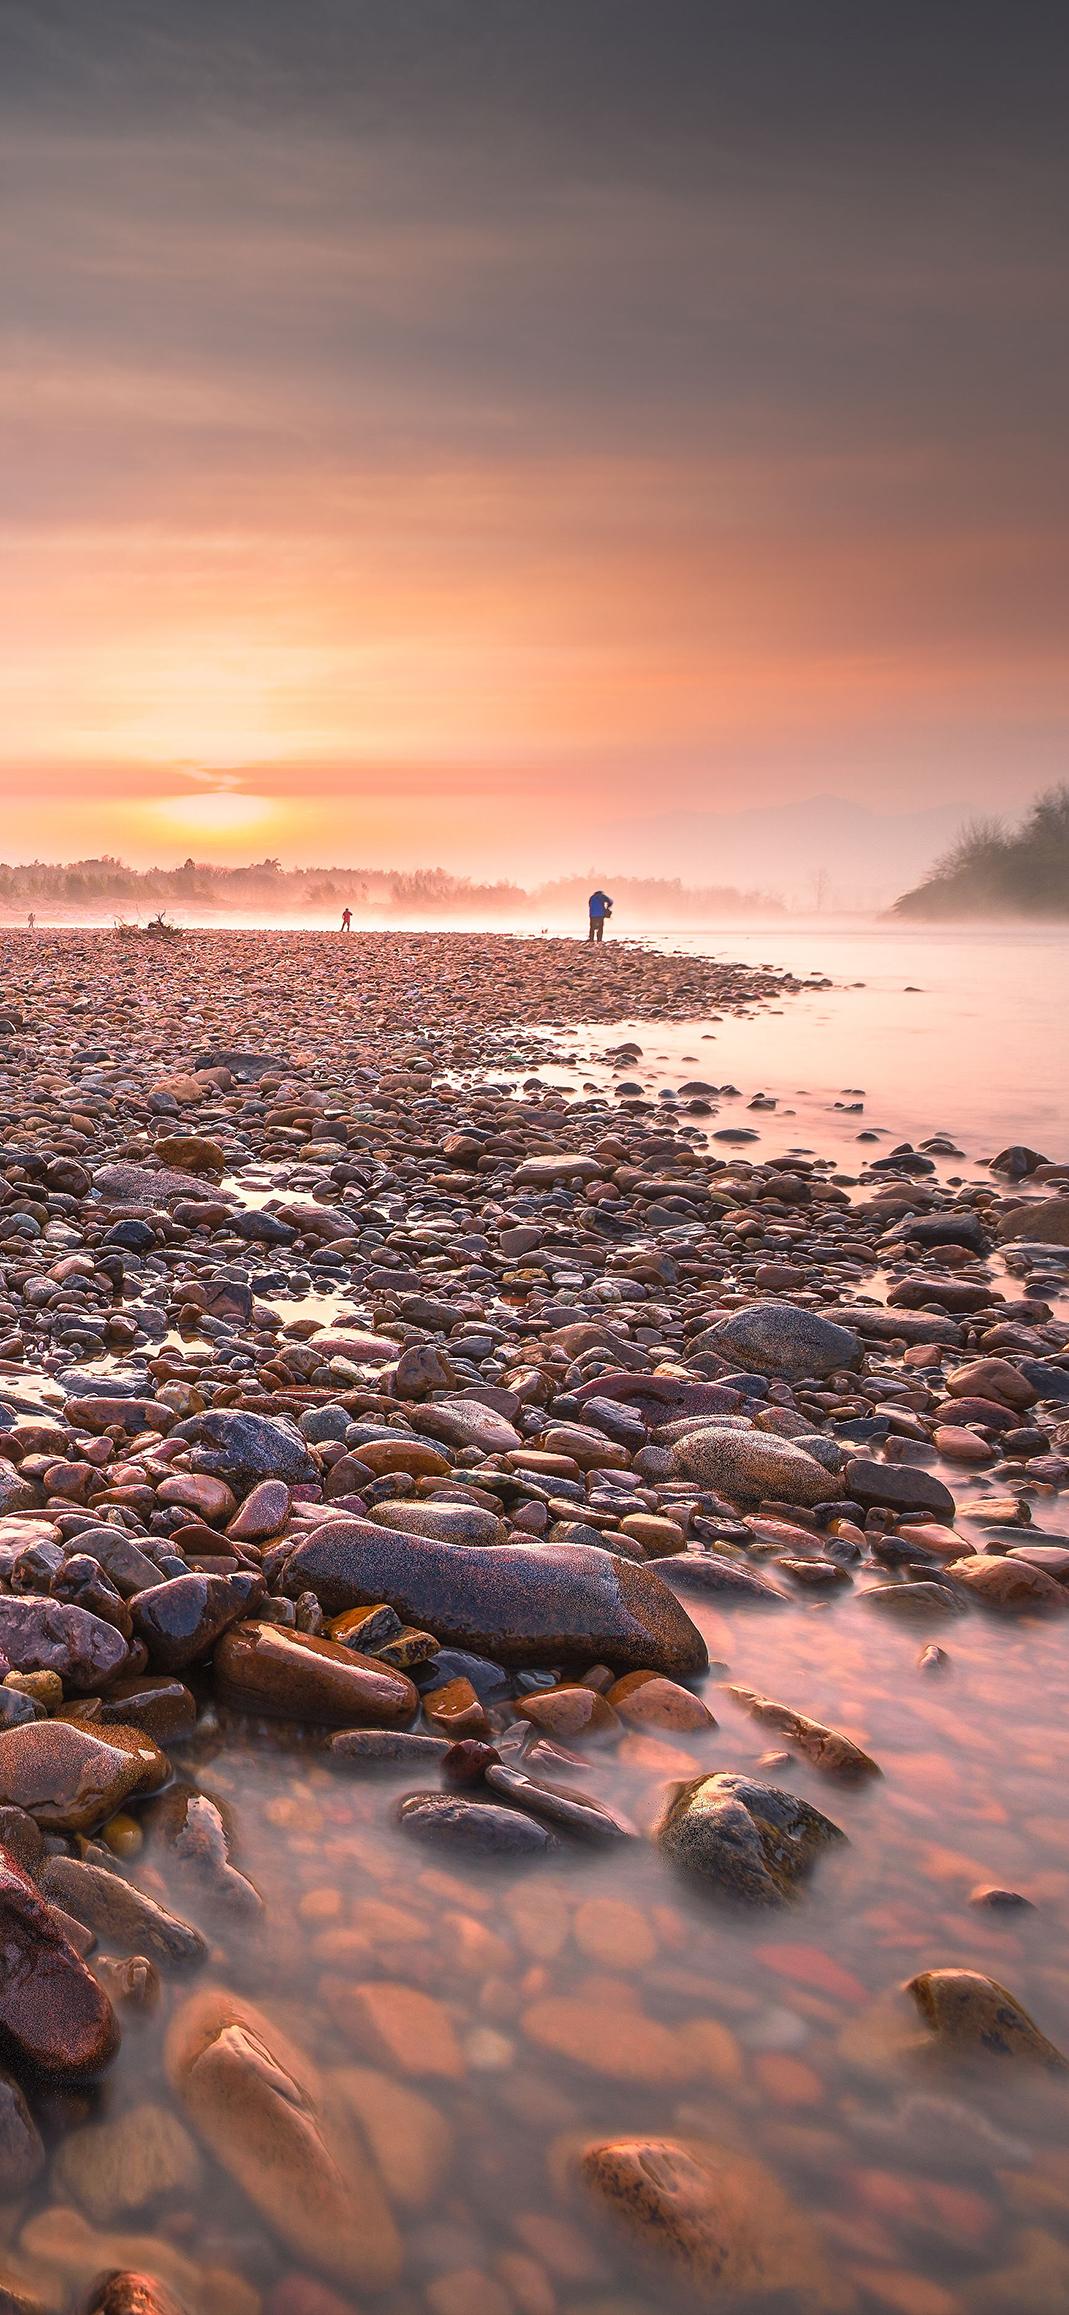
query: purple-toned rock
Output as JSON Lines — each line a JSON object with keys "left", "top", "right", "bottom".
{"left": 0, "top": 1598, "right": 127, "bottom": 1692}
{"left": 283, "top": 1520, "right": 708, "bottom": 1677}
{"left": 130, "top": 1574, "right": 250, "bottom": 1670}
{"left": 226, "top": 1478, "right": 291, "bottom": 1541}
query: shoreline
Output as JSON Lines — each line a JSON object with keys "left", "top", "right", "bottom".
{"left": 0, "top": 930, "right": 1068, "bottom": 2314}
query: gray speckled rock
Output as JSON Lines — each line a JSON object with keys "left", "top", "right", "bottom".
{"left": 668, "top": 1427, "right": 841, "bottom": 1507}
{"left": 283, "top": 1520, "right": 708, "bottom": 1677}
{"left": 656, "top": 1771, "right": 845, "bottom": 1904}
{"left": 169, "top": 1410, "right": 316, "bottom": 1486}
{"left": 698, "top": 1302, "right": 862, "bottom": 1380}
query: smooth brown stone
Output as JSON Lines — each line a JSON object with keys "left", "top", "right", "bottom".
{"left": 947, "top": 1554, "right": 1066, "bottom": 1611}
{"left": 578, "top": 2135, "right": 851, "bottom": 2309}
{"left": 130, "top": 1573, "right": 250, "bottom": 1670}
{"left": 214, "top": 1620, "right": 417, "bottom": 1726}
{"left": 515, "top": 1686, "right": 621, "bottom": 1742}
{"left": 607, "top": 1671, "right": 716, "bottom": 1732}
{"left": 39, "top": 1856, "right": 206, "bottom": 1967}
{"left": 0, "top": 1843, "right": 119, "bottom": 2078}
{"left": 99, "top": 1674, "right": 198, "bottom": 1743}
{"left": 726, "top": 1687, "right": 880, "bottom": 1778}
{"left": 167, "top": 1989, "right": 402, "bottom": 2288}
{"left": 906, "top": 1968, "right": 1066, "bottom": 2065}
{"left": 421, "top": 1677, "right": 490, "bottom": 1738}
{"left": 283, "top": 1523, "right": 708, "bottom": 1677}
{"left": 226, "top": 1478, "right": 291, "bottom": 1541}
{"left": 0, "top": 1721, "right": 159, "bottom": 1834}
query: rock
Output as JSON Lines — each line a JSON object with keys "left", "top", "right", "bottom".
{"left": 0, "top": 1842, "right": 119, "bottom": 2077}
{"left": 214, "top": 1620, "right": 418, "bottom": 1726}
{"left": 946, "top": 1357, "right": 1037, "bottom": 1409}
{"left": 392, "top": 1342, "right": 459, "bottom": 1398}
{"left": 411, "top": 1399, "right": 522, "bottom": 1455}
{"left": 331, "top": 2064, "right": 452, "bottom": 2211}
{"left": 698, "top": 1302, "right": 861, "bottom": 1379}
{"left": 154, "top": 1135, "right": 226, "bottom": 1175}
{"left": 421, "top": 1677, "right": 489, "bottom": 1738}
{"left": 149, "top": 1786, "right": 263, "bottom": 1919}
{"left": 167, "top": 1989, "right": 402, "bottom": 2288}
{"left": 131, "top": 1574, "right": 249, "bottom": 1671}
{"left": 514, "top": 1153, "right": 603, "bottom": 1185}
{"left": 283, "top": 1522, "right": 708, "bottom": 1677}
{"left": 170, "top": 1410, "right": 316, "bottom": 1486}
{"left": 226, "top": 1480, "right": 291, "bottom": 1542}
{"left": 84, "top": 2277, "right": 189, "bottom": 2315}
{"left": 655, "top": 1772, "right": 846, "bottom": 1904}
{"left": 0, "top": 1720, "right": 161, "bottom": 1833}
{"left": 906, "top": 1969, "right": 1066, "bottom": 2065}
{"left": 0, "top": 1597, "right": 127, "bottom": 1691}
{"left": 863, "top": 1581, "right": 965, "bottom": 1618}
{"left": 578, "top": 2135, "right": 848, "bottom": 2308}
{"left": 845, "top": 1458, "right": 956, "bottom": 1520}
{"left": 997, "top": 1196, "right": 1069, "bottom": 1245}
{"left": 99, "top": 1674, "right": 198, "bottom": 1744}
{"left": 946, "top": 1554, "right": 1066, "bottom": 1611}
{"left": 606, "top": 1671, "right": 716, "bottom": 1733}
{"left": 515, "top": 1685, "right": 619, "bottom": 1742}
{"left": 668, "top": 1428, "right": 839, "bottom": 1507}
{"left": 394, "top": 1791, "right": 557, "bottom": 1857}
{"left": 39, "top": 1857, "right": 206, "bottom": 1965}
{"left": 368, "top": 1501, "right": 507, "bottom": 1549}
{"left": 328, "top": 1729, "right": 449, "bottom": 1769}
{"left": 54, "top": 2100, "right": 201, "bottom": 2221}
{"left": 647, "top": 1553, "right": 786, "bottom": 1603}
{"left": 0, "top": 2065, "right": 44, "bottom": 2193}
{"left": 485, "top": 1761, "right": 636, "bottom": 1842}
{"left": 726, "top": 1687, "right": 880, "bottom": 1777}
{"left": 328, "top": 1980, "right": 463, "bottom": 2078}
{"left": 94, "top": 1161, "right": 222, "bottom": 1207}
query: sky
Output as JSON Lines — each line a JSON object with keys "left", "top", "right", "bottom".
{"left": 2, "top": 0, "right": 1067, "bottom": 877}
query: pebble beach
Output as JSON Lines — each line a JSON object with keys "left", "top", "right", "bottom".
{"left": 0, "top": 927, "right": 1068, "bottom": 2315}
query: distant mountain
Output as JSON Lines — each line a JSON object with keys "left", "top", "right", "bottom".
{"left": 611, "top": 795, "right": 967, "bottom": 909}
{"left": 895, "top": 785, "right": 1069, "bottom": 919}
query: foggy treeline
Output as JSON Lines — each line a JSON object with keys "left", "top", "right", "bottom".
{"left": 895, "top": 783, "right": 1069, "bottom": 918}
{"left": 0, "top": 856, "right": 784, "bottom": 922}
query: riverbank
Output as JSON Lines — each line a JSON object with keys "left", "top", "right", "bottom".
{"left": 0, "top": 931, "right": 1067, "bottom": 2315}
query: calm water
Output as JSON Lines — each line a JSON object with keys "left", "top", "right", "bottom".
{"left": 9, "top": 921, "right": 1069, "bottom": 2315}
{"left": 562, "top": 923, "right": 1069, "bottom": 1159}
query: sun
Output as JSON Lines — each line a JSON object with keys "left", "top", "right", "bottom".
{"left": 147, "top": 792, "right": 280, "bottom": 842}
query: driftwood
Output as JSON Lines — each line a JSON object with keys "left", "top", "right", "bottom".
{"left": 114, "top": 912, "right": 183, "bottom": 941}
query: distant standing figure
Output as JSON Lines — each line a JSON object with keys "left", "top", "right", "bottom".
{"left": 587, "top": 889, "right": 613, "bottom": 943}
{"left": 340, "top": 908, "right": 352, "bottom": 931}
{"left": 26, "top": 913, "right": 35, "bottom": 933}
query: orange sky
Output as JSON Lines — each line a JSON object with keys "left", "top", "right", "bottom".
{"left": 3, "top": 5, "right": 1067, "bottom": 877}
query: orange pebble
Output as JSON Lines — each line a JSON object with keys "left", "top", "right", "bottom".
{"left": 683, "top": 2015, "right": 744, "bottom": 2087}
{"left": 754, "top": 1941, "right": 868, "bottom": 2005}
{"left": 753, "top": 2052, "right": 823, "bottom": 2107}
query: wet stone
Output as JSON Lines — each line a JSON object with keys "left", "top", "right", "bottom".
{"left": 395, "top": 1790, "right": 558, "bottom": 1858}
{"left": 656, "top": 1772, "right": 846, "bottom": 1905}
{"left": 214, "top": 1618, "right": 419, "bottom": 1725}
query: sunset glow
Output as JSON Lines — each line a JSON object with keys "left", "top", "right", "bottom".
{"left": 2, "top": 5, "right": 1067, "bottom": 880}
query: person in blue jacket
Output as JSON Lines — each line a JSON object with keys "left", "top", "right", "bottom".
{"left": 587, "top": 889, "right": 613, "bottom": 943}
